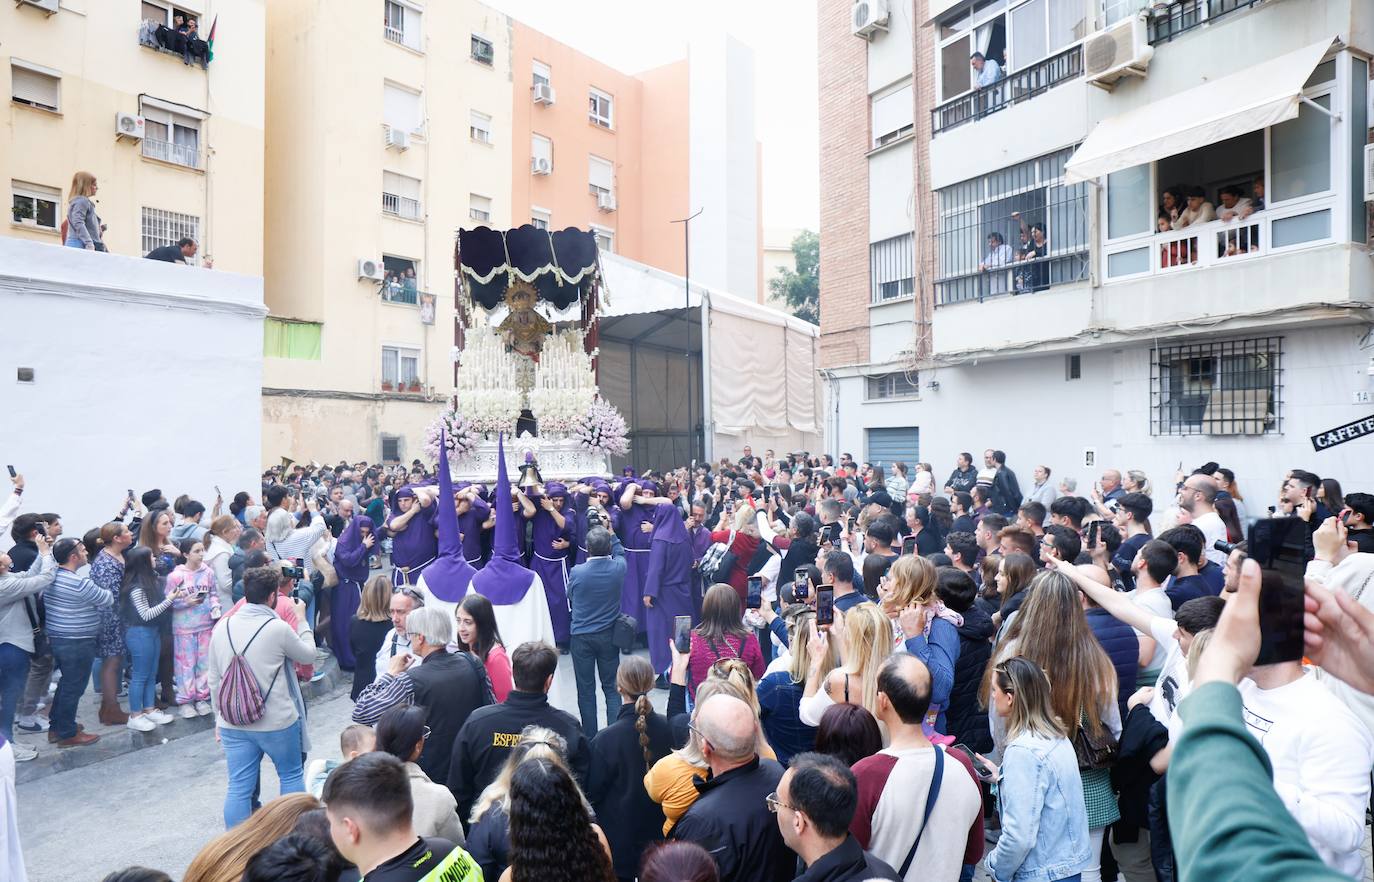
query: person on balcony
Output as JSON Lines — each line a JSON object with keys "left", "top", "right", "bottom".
{"left": 1160, "top": 187, "right": 1186, "bottom": 229}
{"left": 1216, "top": 186, "right": 1253, "bottom": 223}
{"left": 1172, "top": 186, "right": 1215, "bottom": 230}
{"left": 970, "top": 51, "right": 1002, "bottom": 87}
{"left": 182, "top": 17, "right": 210, "bottom": 70}
{"left": 64, "top": 171, "right": 105, "bottom": 252}
{"left": 1242, "top": 177, "right": 1265, "bottom": 217}
{"left": 145, "top": 237, "right": 198, "bottom": 264}
{"left": 979, "top": 232, "right": 1014, "bottom": 295}
{"left": 402, "top": 267, "right": 418, "bottom": 301}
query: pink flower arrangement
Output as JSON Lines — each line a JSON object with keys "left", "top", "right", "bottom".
{"left": 574, "top": 398, "right": 629, "bottom": 457}
{"left": 423, "top": 409, "right": 479, "bottom": 464}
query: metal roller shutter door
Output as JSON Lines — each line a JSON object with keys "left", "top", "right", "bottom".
{"left": 865, "top": 427, "right": 919, "bottom": 472}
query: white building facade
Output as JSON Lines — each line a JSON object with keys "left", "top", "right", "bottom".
{"left": 820, "top": 0, "right": 1374, "bottom": 499}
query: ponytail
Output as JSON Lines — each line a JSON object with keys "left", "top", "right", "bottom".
{"left": 634, "top": 694, "right": 653, "bottom": 771}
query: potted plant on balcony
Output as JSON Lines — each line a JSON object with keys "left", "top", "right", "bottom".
{"left": 381, "top": 381, "right": 394, "bottom": 392}
{"left": 406, "top": 380, "right": 423, "bottom": 393}
{"left": 11, "top": 203, "right": 33, "bottom": 223}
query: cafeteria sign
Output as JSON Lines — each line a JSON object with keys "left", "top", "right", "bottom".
{"left": 1311, "top": 414, "right": 1374, "bottom": 452}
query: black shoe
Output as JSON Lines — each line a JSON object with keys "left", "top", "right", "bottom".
{"left": 557, "top": 642, "right": 570, "bottom": 656}
{"left": 654, "top": 674, "right": 670, "bottom": 691}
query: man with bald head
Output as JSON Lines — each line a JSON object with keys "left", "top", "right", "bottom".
{"left": 671, "top": 694, "right": 791, "bottom": 882}
{"left": 1099, "top": 469, "right": 1125, "bottom": 504}
{"left": 1077, "top": 563, "right": 1139, "bottom": 717}
{"left": 851, "top": 653, "right": 984, "bottom": 880}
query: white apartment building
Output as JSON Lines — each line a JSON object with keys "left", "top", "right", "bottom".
{"left": 820, "top": 0, "right": 1374, "bottom": 499}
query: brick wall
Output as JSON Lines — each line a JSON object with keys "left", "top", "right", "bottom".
{"left": 912, "top": 3, "right": 937, "bottom": 361}
{"left": 817, "top": 0, "right": 871, "bottom": 369}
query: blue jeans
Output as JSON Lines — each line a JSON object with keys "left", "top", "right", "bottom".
{"left": 220, "top": 720, "right": 305, "bottom": 827}
{"left": 126, "top": 625, "right": 160, "bottom": 713}
{"left": 48, "top": 637, "right": 96, "bottom": 739}
{"left": 64, "top": 238, "right": 88, "bottom": 249}
{"left": 0, "top": 643, "right": 32, "bottom": 741}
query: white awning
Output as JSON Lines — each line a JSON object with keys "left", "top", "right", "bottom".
{"left": 1064, "top": 37, "right": 1336, "bottom": 184}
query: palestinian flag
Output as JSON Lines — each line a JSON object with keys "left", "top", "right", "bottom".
{"left": 206, "top": 15, "right": 217, "bottom": 63}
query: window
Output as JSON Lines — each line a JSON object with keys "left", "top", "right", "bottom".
{"left": 383, "top": 1, "right": 422, "bottom": 51}
{"left": 382, "top": 171, "right": 422, "bottom": 220}
{"left": 11, "top": 61, "right": 59, "bottom": 112}
{"left": 383, "top": 82, "right": 423, "bottom": 135}
{"left": 140, "top": 207, "right": 200, "bottom": 259}
{"left": 1066, "top": 353, "right": 1081, "bottom": 380}
{"left": 589, "top": 87, "right": 613, "bottom": 128}
{"left": 531, "top": 134, "right": 553, "bottom": 169}
{"left": 381, "top": 346, "right": 420, "bottom": 388}
{"left": 139, "top": 99, "right": 202, "bottom": 168}
{"left": 469, "top": 110, "right": 492, "bottom": 144}
{"left": 381, "top": 435, "right": 402, "bottom": 461}
{"left": 11, "top": 181, "right": 59, "bottom": 230}
{"left": 588, "top": 155, "right": 614, "bottom": 199}
{"left": 1106, "top": 165, "right": 1151, "bottom": 240}
{"left": 264, "top": 319, "right": 322, "bottom": 360}
{"left": 872, "top": 84, "right": 914, "bottom": 148}
{"left": 469, "top": 193, "right": 491, "bottom": 223}
{"left": 471, "top": 34, "right": 494, "bottom": 66}
{"left": 866, "top": 374, "right": 920, "bottom": 400}
{"left": 532, "top": 60, "right": 551, "bottom": 89}
{"left": 140, "top": 2, "right": 200, "bottom": 28}
{"left": 937, "top": 5, "right": 1006, "bottom": 102}
{"left": 531, "top": 208, "right": 551, "bottom": 231}
{"left": 592, "top": 226, "right": 614, "bottom": 252}
{"left": 934, "top": 146, "right": 1089, "bottom": 304}
{"left": 381, "top": 255, "right": 420, "bottom": 305}
{"left": 1270, "top": 93, "right": 1331, "bottom": 203}
{"left": 1008, "top": 0, "right": 1084, "bottom": 70}
{"left": 870, "top": 235, "right": 915, "bottom": 302}
{"left": 1151, "top": 337, "right": 1282, "bottom": 436}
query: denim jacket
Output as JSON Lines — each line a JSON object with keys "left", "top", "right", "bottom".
{"left": 987, "top": 731, "right": 1090, "bottom": 882}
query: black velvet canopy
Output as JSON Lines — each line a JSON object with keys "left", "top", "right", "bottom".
{"left": 456, "top": 225, "right": 601, "bottom": 311}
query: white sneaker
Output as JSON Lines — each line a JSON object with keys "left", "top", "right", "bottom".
{"left": 15, "top": 715, "right": 48, "bottom": 733}
{"left": 126, "top": 714, "right": 156, "bottom": 732}
{"left": 194, "top": 700, "right": 213, "bottom": 717}
{"left": 146, "top": 709, "right": 175, "bottom": 725}
{"left": 177, "top": 704, "right": 199, "bottom": 720}
{"left": 10, "top": 742, "right": 37, "bottom": 762}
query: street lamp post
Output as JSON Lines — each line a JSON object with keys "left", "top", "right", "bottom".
{"left": 671, "top": 208, "right": 704, "bottom": 466}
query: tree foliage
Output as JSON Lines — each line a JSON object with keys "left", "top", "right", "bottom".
{"left": 769, "top": 229, "right": 819, "bottom": 324}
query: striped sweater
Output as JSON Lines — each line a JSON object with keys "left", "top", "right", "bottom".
{"left": 46, "top": 568, "right": 114, "bottom": 640}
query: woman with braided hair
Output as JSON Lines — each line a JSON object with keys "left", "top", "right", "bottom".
{"left": 587, "top": 655, "right": 674, "bottom": 881}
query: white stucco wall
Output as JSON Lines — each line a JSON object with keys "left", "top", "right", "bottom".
{"left": 0, "top": 239, "right": 265, "bottom": 543}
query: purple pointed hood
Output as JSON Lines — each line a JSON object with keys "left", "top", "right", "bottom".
{"left": 421, "top": 433, "right": 476, "bottom": 601}
{"left": 333, "top": 513, "right": 371, "bottom": 583}
{"left": 649, "top": 502, "right": 688, "bottom": 545}
{"left": 471, "top": 433, "right": 537, "bottom": 604}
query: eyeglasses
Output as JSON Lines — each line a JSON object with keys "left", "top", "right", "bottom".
{"left": 422, "top": 726, "right": 432, "bottom": 740}
{"left": 686, "top": 722, "right": 714, "bottom": 752}
{"left": 765, "top": 791, "right": 795, "bottom": 814}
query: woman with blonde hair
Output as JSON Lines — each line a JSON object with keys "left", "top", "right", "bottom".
{"left": 467, "top": 725, "right": 575, "bottom": 882}
{"left": 182, "top": 793, "right": 322, "bottom": 882}
{"left": 757, "top": 609, "right": 837, "bottom": 764}
{"left": 65, "top": 170, "right": 104, "bottom": 251}
{"left": 798, "top": 603, "right": 893, "bottom": 728}
{"left": 985, "top": 569, "right": 1121, "bottom": 882}
{"left": 202, "top": 514, "right": 241, "bottom": 610}
{"left": 878, "top": 552, "right": 961, "bottom": 734}
{"left": 349, "top": 574, "right": 394, "bottom": 699}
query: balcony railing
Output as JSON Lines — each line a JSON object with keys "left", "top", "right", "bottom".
{"left": 382, "top": 192, "right": 422, "bottom": 220}
{"left": 1103, "top": 198, "right": 1336, "bottom": 281}
{"left": 931, "top": 45, "right": 1083, "bottom": 136}
{"left": 381, "top": 281, "right": 420, "bottom": 305}
{"left": 384, "top": 25, "right": 404, "bottom": 44}
{"left": 141, "top": 138, "right": 201, "bottom": 169}
{"left": 935, "top": 251, "right": 1090, "bottom": 305}
{"left": 1147, "top": 0, "right": 1265, "bottom": 45}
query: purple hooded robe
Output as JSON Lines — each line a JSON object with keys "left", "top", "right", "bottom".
{"left": 642, "top": 502, "right": 694, "bottom": 672}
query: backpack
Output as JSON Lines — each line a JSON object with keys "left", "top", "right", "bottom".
{"left": 699, "top": 529, "right": 737, "bottom": 585}
{"left": 217, "top": 618, "right": 282, "bottom": 726}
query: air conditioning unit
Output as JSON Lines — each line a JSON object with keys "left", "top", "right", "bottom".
{"left": 851, "top": 0, "right": 890, "bottom": 39}
{"left": 357, "top": 258, "right": 384, "bottom": 281}
{"left": 1364, "top": 143, "right": 1374, "bottom": 203}
{"left": 531, "top": 157, "right": 552, "bottom": 176}
{"left": 1085, "top": 13, "right": 1154, "bottom": 89}
{"left": 18, "top": 0, "right": 59, "bottom": 13}
{"left": 115, "top": 112, "right": 146, "bottom": 141}
{"left": 596, "top": 191, "right": 617, "bottom": 212}
{"left": 385, "top": 126, "right": 410, "bottom": 151}
{"left": 533, "top": 82, "right": 556, "bottom": 105}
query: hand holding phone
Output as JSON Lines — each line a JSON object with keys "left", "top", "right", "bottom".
{"left": 815, "top": 585, "right": 835, "bottom": 626}
{"left": 673, "top": 615, "right": 692, "bottom": 654}
{"left": 5, "top": 465, "right": 14, "bottom": 478}
{"left": 746, "top": 576, "right": 763, "bottom": 610}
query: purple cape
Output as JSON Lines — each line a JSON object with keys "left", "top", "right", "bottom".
{"left": 471, "top": 434, "right": 538, "bottom": 605}
{"left": 333, "top": 514, "right": 370, "bottom": 584}
{"left": 643, "top": 503, "right": 694, "bottom": 671}
{"left": 422, "top": 433, "right": 476, "bottom": 602}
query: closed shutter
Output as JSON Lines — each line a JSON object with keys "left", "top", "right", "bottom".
{"left": 589, "top": 156, "right": 614, "bottom": 191}
{"left": 383, "top": 83, "right": 422, "bottom": 133}
{"left": 866, "top": 427, "right": 919, "bottom": 471}
{"left": 11, "top": 64, "right": 59, "bottom": 111}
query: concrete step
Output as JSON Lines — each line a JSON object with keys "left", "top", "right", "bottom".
{"left": 14, "top": 651, "right": 350, "bottom": 785}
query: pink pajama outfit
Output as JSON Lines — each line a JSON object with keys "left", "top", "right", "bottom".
{"left": 167, "top": 564, "right": 222, "bottom": 705}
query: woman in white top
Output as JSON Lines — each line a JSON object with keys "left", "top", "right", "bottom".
{"left": 202, "top": 514, "right": 241, "bottom": 610}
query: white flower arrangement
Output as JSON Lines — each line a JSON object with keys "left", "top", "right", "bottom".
{"left": 456, "top": 387, "right": 523, "bottom": 436}
{"left": 423, "top": 409, "right": 479, "bottom": 464}
{"left": 573, "top": 397, "right": 629, "bottom": 457}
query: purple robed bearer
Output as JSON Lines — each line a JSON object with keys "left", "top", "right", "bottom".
{"left": 331, "top": 514, "right": 372, "bottom": 671}
{"left": 616, "top": 480, "right": 656, "bottom": 626}
{"left": 523, "top": 481, "right": 574, "bottom": 644}
{"left": 641, "top": 501, "right": 694, "bottom": 673}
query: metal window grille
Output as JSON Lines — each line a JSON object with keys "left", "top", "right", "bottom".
{"left": 471, "top": 35, "right": 493, "bottom": 65}
{"left": 870, "top": 234, "right": 915, "bottom": 303}
{"left": 140, "top": 207, "right": 200, "bottom": 257}
{"left": 1147, "top": 0, "right": 1265, "bottom": 45}
{"left": 1151, "top": 337, "right": 1283, "bottom": 436}
{"left": 934, "top": 146, "right": 1089, "bottom": 306}
{"left": 381, "top": 436, "right": 401, "bottom": 461}
{"left": 867, "top": 373, "right": 920, "bottom": 399}
{"left": 931, "top": 45, "right": 1083, "bottom": 136}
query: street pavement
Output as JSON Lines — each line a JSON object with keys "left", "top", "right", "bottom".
{"left": 15, "top": 649, "right": 664, "bottom": 882}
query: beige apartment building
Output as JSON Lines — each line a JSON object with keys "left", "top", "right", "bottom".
{"left": 2, "top": 0, "right": 265, "bottom": 274}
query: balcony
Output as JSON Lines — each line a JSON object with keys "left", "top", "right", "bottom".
{"left": 1147, "top": 0, "right": 1265, "bottom": 45}
{"left": 382, "top": 192, "right": 422, "bottom": 221}
{"left": 384, "top": 25, "right": 404, "bottom": 44}
{"left": 381, "top": 279, "right": 420, "bottom": 305}
{"left": 931, "top": 45, "right": 1083, "bottom": 137}
{"left": 141, "top": 138, "right": 201, "bottom": 170}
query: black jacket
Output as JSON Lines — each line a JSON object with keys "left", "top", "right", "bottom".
{"left": 946, "top": 602, "right": 995, "bottom": 753}
{"left": 1085, "top": 606, "right": 1140, "bottom": 717}
{"left": 447, "top": 690, "right": 590, "bottom": 823}
{"left": 912, "top": 528, "right": 941, "bottom": 558}
{"left": 671, "top": 756, "right": 792, "bottom": 882}
{"left": 796, "top": 835, "right": 901, "bottom": 882}
{"left": 778, "top": 538, "right": 819, "bottom": 589}
{"left": 407, "top": 649, "right": 492, "bottom": 784}
{"left": 587, "top": 703, "right": 674, "bottom": 878}
{"left": 946, "top": 467, "right": 978, "bottom": 494}
{"left": 990, "top": 466, "right": 1022, "bottom": 517}
{"left": 1111, "top": 704, "right": 1169, "bottom": 830}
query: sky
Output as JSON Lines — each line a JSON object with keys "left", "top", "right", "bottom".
{"left": 486, "top": 0, "right": 821, "bottom": 233}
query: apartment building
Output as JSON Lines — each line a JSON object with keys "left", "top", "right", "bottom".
{"left": 2, "top": 0, "right": 265, "bottom": 272}
{"left": 819, "top": 0, "right": 1374, "bottom": 492}
{"left": 261, "top": 0, "right": 514, "bottom": 463}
